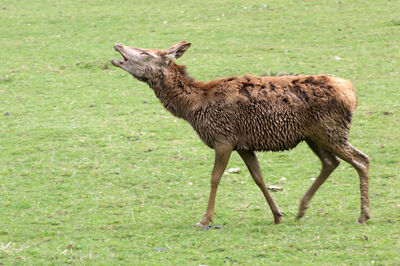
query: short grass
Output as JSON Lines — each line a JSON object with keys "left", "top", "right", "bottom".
{"left": 1, "top": 0, "right": 400, "bottom": 264}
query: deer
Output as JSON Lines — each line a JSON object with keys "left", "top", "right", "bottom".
{"left": 110, "top": 41, "right": 370, "bottom": 226}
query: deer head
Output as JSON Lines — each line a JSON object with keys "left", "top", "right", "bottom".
{"left": 111, "top": 41, "right": 191, "bottom": 81}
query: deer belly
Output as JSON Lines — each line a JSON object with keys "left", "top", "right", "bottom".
{"left": 187, "top": 103, "right": 306, "bottom": 151}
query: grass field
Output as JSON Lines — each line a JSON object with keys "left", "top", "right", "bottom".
{"left": 1, "top": 0, "right": 400, "bottom": 264}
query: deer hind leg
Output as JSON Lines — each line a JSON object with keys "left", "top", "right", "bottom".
{"left": 238, "top": 150, "right": 283, "bottom": 224}
{"left": 297, "top": 138, "right": 340, "bottom": 219}
{"left": 196, "top": 143, "right": 232, "bottom": 227}
{"left": 311, "top": 136, "right": 370, "bottom": 223}
{"left": 327, "top": 142, "right": 370, "bottom": 223}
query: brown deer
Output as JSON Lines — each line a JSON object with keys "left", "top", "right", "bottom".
{"left": 111, "top": 41, "right": 370, "bottom": 226}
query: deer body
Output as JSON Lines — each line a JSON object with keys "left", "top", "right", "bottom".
{"left": 111, "top": 41, "right": 370, "bottom": 226}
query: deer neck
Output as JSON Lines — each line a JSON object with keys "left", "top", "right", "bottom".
{"left": 147, "top": 62, "right": 198, "bottom": 119}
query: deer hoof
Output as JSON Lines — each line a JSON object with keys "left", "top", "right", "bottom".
{"left": 195, "top": 222, "right": 207, "bottom": 227}
{"left": 358, "top": 213, "right": 370, "bottom": 224}
{"left": 274, "top": 215, "right": 283, "bottom": 224}
{"left": 297, "top": 201, "right": 309, "bottom": 219}
{"left": 296, "top": 210, "right": 305, "bottom": 220}
{"left": 196, "top": 219, "right": 211, "bottom": 227}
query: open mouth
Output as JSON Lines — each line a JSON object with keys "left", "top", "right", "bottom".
{"left": 111, "top": 44, "right": 128, "bottom": 66}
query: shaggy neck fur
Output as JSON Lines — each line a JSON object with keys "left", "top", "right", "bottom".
{"left": 146, "top": 62, "right": 198, "bottom": 119}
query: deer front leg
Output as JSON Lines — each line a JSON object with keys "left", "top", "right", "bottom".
{"left": 238, "top": 150, "right": 283, "bottom": 224}
{"left": 196, "top": 143, "right": 232, "bottom": 227}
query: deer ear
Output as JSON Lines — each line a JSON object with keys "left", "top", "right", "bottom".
{"left": 166, "top": 41, "right": 191, "bottom": 60}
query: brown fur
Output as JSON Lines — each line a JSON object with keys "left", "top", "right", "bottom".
{"left": 111, "top": 42, "right": 370, "bottom": 226}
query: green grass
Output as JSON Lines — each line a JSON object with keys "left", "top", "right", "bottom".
{"left": 1, "top": 0, "right": 400, "bottom": 264}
